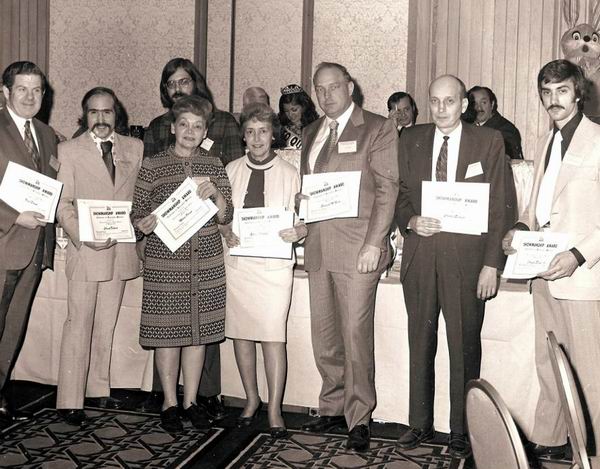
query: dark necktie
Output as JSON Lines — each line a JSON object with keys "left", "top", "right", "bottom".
{"left": 313, "top": 120, "right": 339, "bottom": 173}
{"left": 435, "top": 135, "right": 449, "bottom": 182}
{"left": 100, "top": 141, "right": 115, "bottom": 183}
{"left": 24, "top": 120, "right": 40, "bottom": 170}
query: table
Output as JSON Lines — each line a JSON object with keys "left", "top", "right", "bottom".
{"left": 13, "top": 250, "right": 539, "bottom": 434}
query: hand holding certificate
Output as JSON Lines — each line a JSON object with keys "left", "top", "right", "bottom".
{"left": 153, "top": 177, "right": 218, "bottom": 253}
{"left": 502, "top": 231, "right": 570, "bottom": 279}
{"left": 77, "top": 199, "right": 136, "bottom": 242}
{"left": 229, "top": 207, "right": 294, "bottom": 259}
{"left": 421, "top": 181, "right": 489, "bottom": 235}
{"left": 299, "top": 171, "right": 361, "bottom": 223}
{"left": 0, "top": 161, "right": 63, "bottom": 222}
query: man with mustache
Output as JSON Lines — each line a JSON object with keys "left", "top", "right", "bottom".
{"left": 0, "top": 61, "right": 58, "bottom": 429}
{"left": 140, "top": 58, "right": 241, "bottom": 420}
{"left": 468, "top": 86, "right": 523, "bottom": 159}
{"left": 387, "top": 91, "right": 418, "bottom": 134}
{"left": 503, "top": 60, "right": 600, "bottom": 466}
{"left": 55, "top": 87, "right": 142, "bottom": 426}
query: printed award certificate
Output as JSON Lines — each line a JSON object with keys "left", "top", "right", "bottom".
{"left": 421, "top": 181, "right": 489, "bottom": 235}
{"left": 502, "top": 231, "right": 570, "bottom": 279}
{"left": 153, "top": 177, "right": 218, "bottom": 252}
{"left": 0, "top": 161, "right": 63, "bottom": 222}
{"left": 229, "top": 207, "right": 294, "bottom": 259}
{"left": 299, "top": 171, "right": 361, "bottom": 223}
{"left": 77, "top": 199, "right": 135, "bottom": 242}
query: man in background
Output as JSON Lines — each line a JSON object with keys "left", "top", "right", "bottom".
{"left": 242, "top": 86, "right": 270, "bottom": 107}
{"left": 0, "top": 61, "right": 58, "bottom": 429}
{"left": 387, "top": 91, "right": 418, "bottom": 133}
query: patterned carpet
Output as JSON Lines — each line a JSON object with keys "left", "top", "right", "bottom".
{"left": 0, "top": 408, "right": 222, "bottom": 468}
{"left": 226, "top": 430, "right": 465, "bottom": 469}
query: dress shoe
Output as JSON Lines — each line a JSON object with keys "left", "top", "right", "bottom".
{"left": 57, "top": 409, "right": 87, "bottom": 426}
{"left": 269, "top": 426, "right": 288, "bottom": 439}
{"left": 301, "top": 415, "right": 347, "bottom": 433}
{"left": 448, "top": 432, "right": 472, "bottom": 459}
{"left": 0, "top": 405, "right": 32, "bottom": 423}
{"left": 346, "top": 424, "right": 370, "bottom": 452}
{"left": 235, "top": 402, "right": 262, "bottom": 428}
{"left": 84, "top": 396, "right": 124, "bottom": 410}
{"left": 160, "top": 406, "right": 183, "bottom": 433}
{"left": 137, "top": 391, "right": 162, "bottom": 413}
{"left": 196, "top": 395, "right": 226, "bottom": 421}
{"left": 529, "top": 442, "right": 568, "bottom": 459}
{"left": 396, "top": 426, "right": 434, "bottom": 450}
{"left": 182, "top": 404, "right": 211, "bottom": 430}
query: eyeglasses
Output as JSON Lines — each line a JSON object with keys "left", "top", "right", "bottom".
{"left": 166, "top": 78, "right": 193, "bottom": 90}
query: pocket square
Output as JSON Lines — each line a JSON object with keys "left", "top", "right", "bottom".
{"left": 465, "top": 161, "right": 483, "bottom": 178}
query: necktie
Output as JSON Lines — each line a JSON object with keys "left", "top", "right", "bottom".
{"left": 536, "top": 131, "right": 563, "bottom": 227}
{"left": 435, "top": 136, "right": 449, "bottom": 181}
{"left": 24, "top": 120, "right": 40, "bottom": 170}
{"left": 100, "top": 141, "right": 115, "bottom": 183}
{"left": 313, "top": 120, "right": 339, "bottom": 173}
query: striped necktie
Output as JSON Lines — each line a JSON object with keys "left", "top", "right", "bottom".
{"left": 435, "top": 136, "right": 449, "bottom": 181}
{"left": 24, "top": 120, "right": 40, "bottom": 170}
{"left": 313, "top": 120, "right": 339, "bottom": 173}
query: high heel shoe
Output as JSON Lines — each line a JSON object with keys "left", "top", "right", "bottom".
{"left": 235, "top": 402, "right": 262, "bottom": 428}
{"left": 269, "top": 426, "right": 288, "bottom": 439}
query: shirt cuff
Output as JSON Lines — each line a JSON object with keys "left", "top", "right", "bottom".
{"left": 570, "top": 247, "right": 586, "bottom": 266}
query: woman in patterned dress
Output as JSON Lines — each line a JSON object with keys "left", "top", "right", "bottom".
{"left": 221, "top": 103, "right": 307, "bottom": 438}
{"left": 132, "top": 95, "right": 233, "bottom": 433}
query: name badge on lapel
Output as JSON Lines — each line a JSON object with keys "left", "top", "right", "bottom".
{"left": 49, "top": 155, "right": 60, "bottom": 172}
{"left": 465, "top": 161, "right": 483, "bottom": 179}
{"left": 201, "top": 138, "right": 214, "bottom": 152}
{"left": 338, "top": 141, "right": 357, "bottom": 154}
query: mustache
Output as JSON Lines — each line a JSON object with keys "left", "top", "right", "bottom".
{"left": 548, "top": 105, "right": 565, "bottom": 111}
{"left": 91, "top": 123, "right": 112, "bottom": 130}
{"left": 171, "top": 92, "right": 186, "bottom": 100}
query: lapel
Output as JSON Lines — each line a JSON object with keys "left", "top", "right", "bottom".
{"left": 301, "top": 117, "right": 324, "bottom": 175}
{"left": 112, "top": 133, "right": 135, "bottom": 195}
{"left": 552, "top": 116, "right": 594, "bottom": 204}
{"left": 79, "top": 132, "right": 115, "bottom": 191}
{"left": 327, "top": 105, "right": 364, "bottom": 173}
{"left": 456, "top": 123, "right": 476, "bottom": 182}
{"left": 0, "top": 108, "right": 37, "bottom": 170}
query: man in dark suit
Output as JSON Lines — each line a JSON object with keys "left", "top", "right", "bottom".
{"left": 395, "top": 75, "right": 508, "bottom": 458}
{"left": 0, "top": 61, "right": 57, "bottom": 428}
{"left": 469, "top": 85, "right": 523, "bottom": 159}
{"left": 299, "top": 62, "right": 399, "bottom": 452}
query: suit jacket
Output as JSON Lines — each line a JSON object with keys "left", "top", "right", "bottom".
{"left": 519, "top": 115, "right": 600, "bottom": 300}
{"left": 300, "top": 105, "right": 399, "bottom": 273}
{"left": 396, "top": 123, "right": 507, "bottom": 281}
{"left": 57, "top": 132, "right": 143, "bottom": 282}
{"left": 0, "top": 107, "right": 57, "bottom": 270}
{"left": 483, "top": 112, "right": 523, "bottom": 159}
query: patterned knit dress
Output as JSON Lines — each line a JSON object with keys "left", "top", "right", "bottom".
{"left": 132, "top": 146, "right": 233, "bottom": 347}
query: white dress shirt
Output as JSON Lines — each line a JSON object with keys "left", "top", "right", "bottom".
{"left": 431, "top": 123, "right": 462, "bottom": 182}
{"left": 308, "top": 102, "right": 355, "bottom": 172}
{"left": 7, "top": 106, "right": 40, "bottom": 149}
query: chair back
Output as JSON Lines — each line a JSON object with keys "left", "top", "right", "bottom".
{"left": 547, "top": 331, "right": 591, "bottom": 469}
{"left": 466, "top": 379, "right": 530, "bottom": 469}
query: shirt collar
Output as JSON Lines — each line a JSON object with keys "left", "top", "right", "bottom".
{"left": 434, "top": 121, "right": 462, "bottom": 140}
{"left": 6, "top": 105, "right": 30, "bottom": 131}
{"left": 554, "top": 111, "right": 582, "bottom": 151}
{"left": 89, "top": 130, "right": 115, "bottom": 154}
{"left": 326, "top": 102, "right": 354, "bottom": 131}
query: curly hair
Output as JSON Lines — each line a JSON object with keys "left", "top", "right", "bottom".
{"left": 240, "top": 102, "right": 281, "bottom": 142}
{"left": 278, "top": 85, "right": 319, "bottom": 128}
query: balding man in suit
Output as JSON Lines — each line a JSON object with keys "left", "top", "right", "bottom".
{"left": 55, "top": 87, "right": 142, "bottom": 426}
{"left": 299, "top": 62, "right": 399, "bottom": 452}
{"left": 395, "top": 75, "right": 508, "bottom": 459}
{"left": 0, "top": 61, "right": 57, "bottom": 429}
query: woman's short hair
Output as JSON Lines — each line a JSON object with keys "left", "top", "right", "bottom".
{"left": 239, "top": 102, "right": 281, "bottom": 141}
{"left": 278, "top": 84, "right": 319, "bottom": 128}
{"left": 170, "top": 95, "right": 213, "bottom": 125}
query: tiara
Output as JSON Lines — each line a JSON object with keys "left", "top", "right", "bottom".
{"left": 281, "top": 84, "right": 304, "bottom": 95}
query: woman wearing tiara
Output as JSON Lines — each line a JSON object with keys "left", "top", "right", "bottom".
{"left": 277, "top": 84, "right": 319, "bottom": 150}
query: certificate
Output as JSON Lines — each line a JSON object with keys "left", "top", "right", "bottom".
{"left": 153, "top": 177, "right": 218, "bottom": 253}
{"left": 77, "top": 199, "right": 136, "bottom": 242}
{"left": 502, "top": 231, "right": 570, "bottom": 279}
{"left": 299, "top": 171, "right": 361, "bottom": 223}
{"left": 229, "top": 207, "right": 294, "bottom": 259}
{"left": 0, "top": 161, "right": 63, "bottom": 222}
{"left": 421, "top": 181, "right": 489, "bottom": 235}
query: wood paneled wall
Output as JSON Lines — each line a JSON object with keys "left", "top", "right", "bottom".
{"left": 0, "top": 0, "right": 49, "bottom": 76}
{"left": 407, "top": 0, "right": 563, "bottom": 159}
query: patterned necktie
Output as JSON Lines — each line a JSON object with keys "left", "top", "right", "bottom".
{"left": 313, "top": 120, "right": 339, "bottom": 173}
{"left": 100, "top": 141, "right": 115, "bottom": 183}
{"left": 435, "top": 135, "right": 449, "bottom": 181}
{"left": 536, "top": 131, "right": 563, "bottom": 227}
{"left": 24, "top": 120, "right": 40, "bottom": 170}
